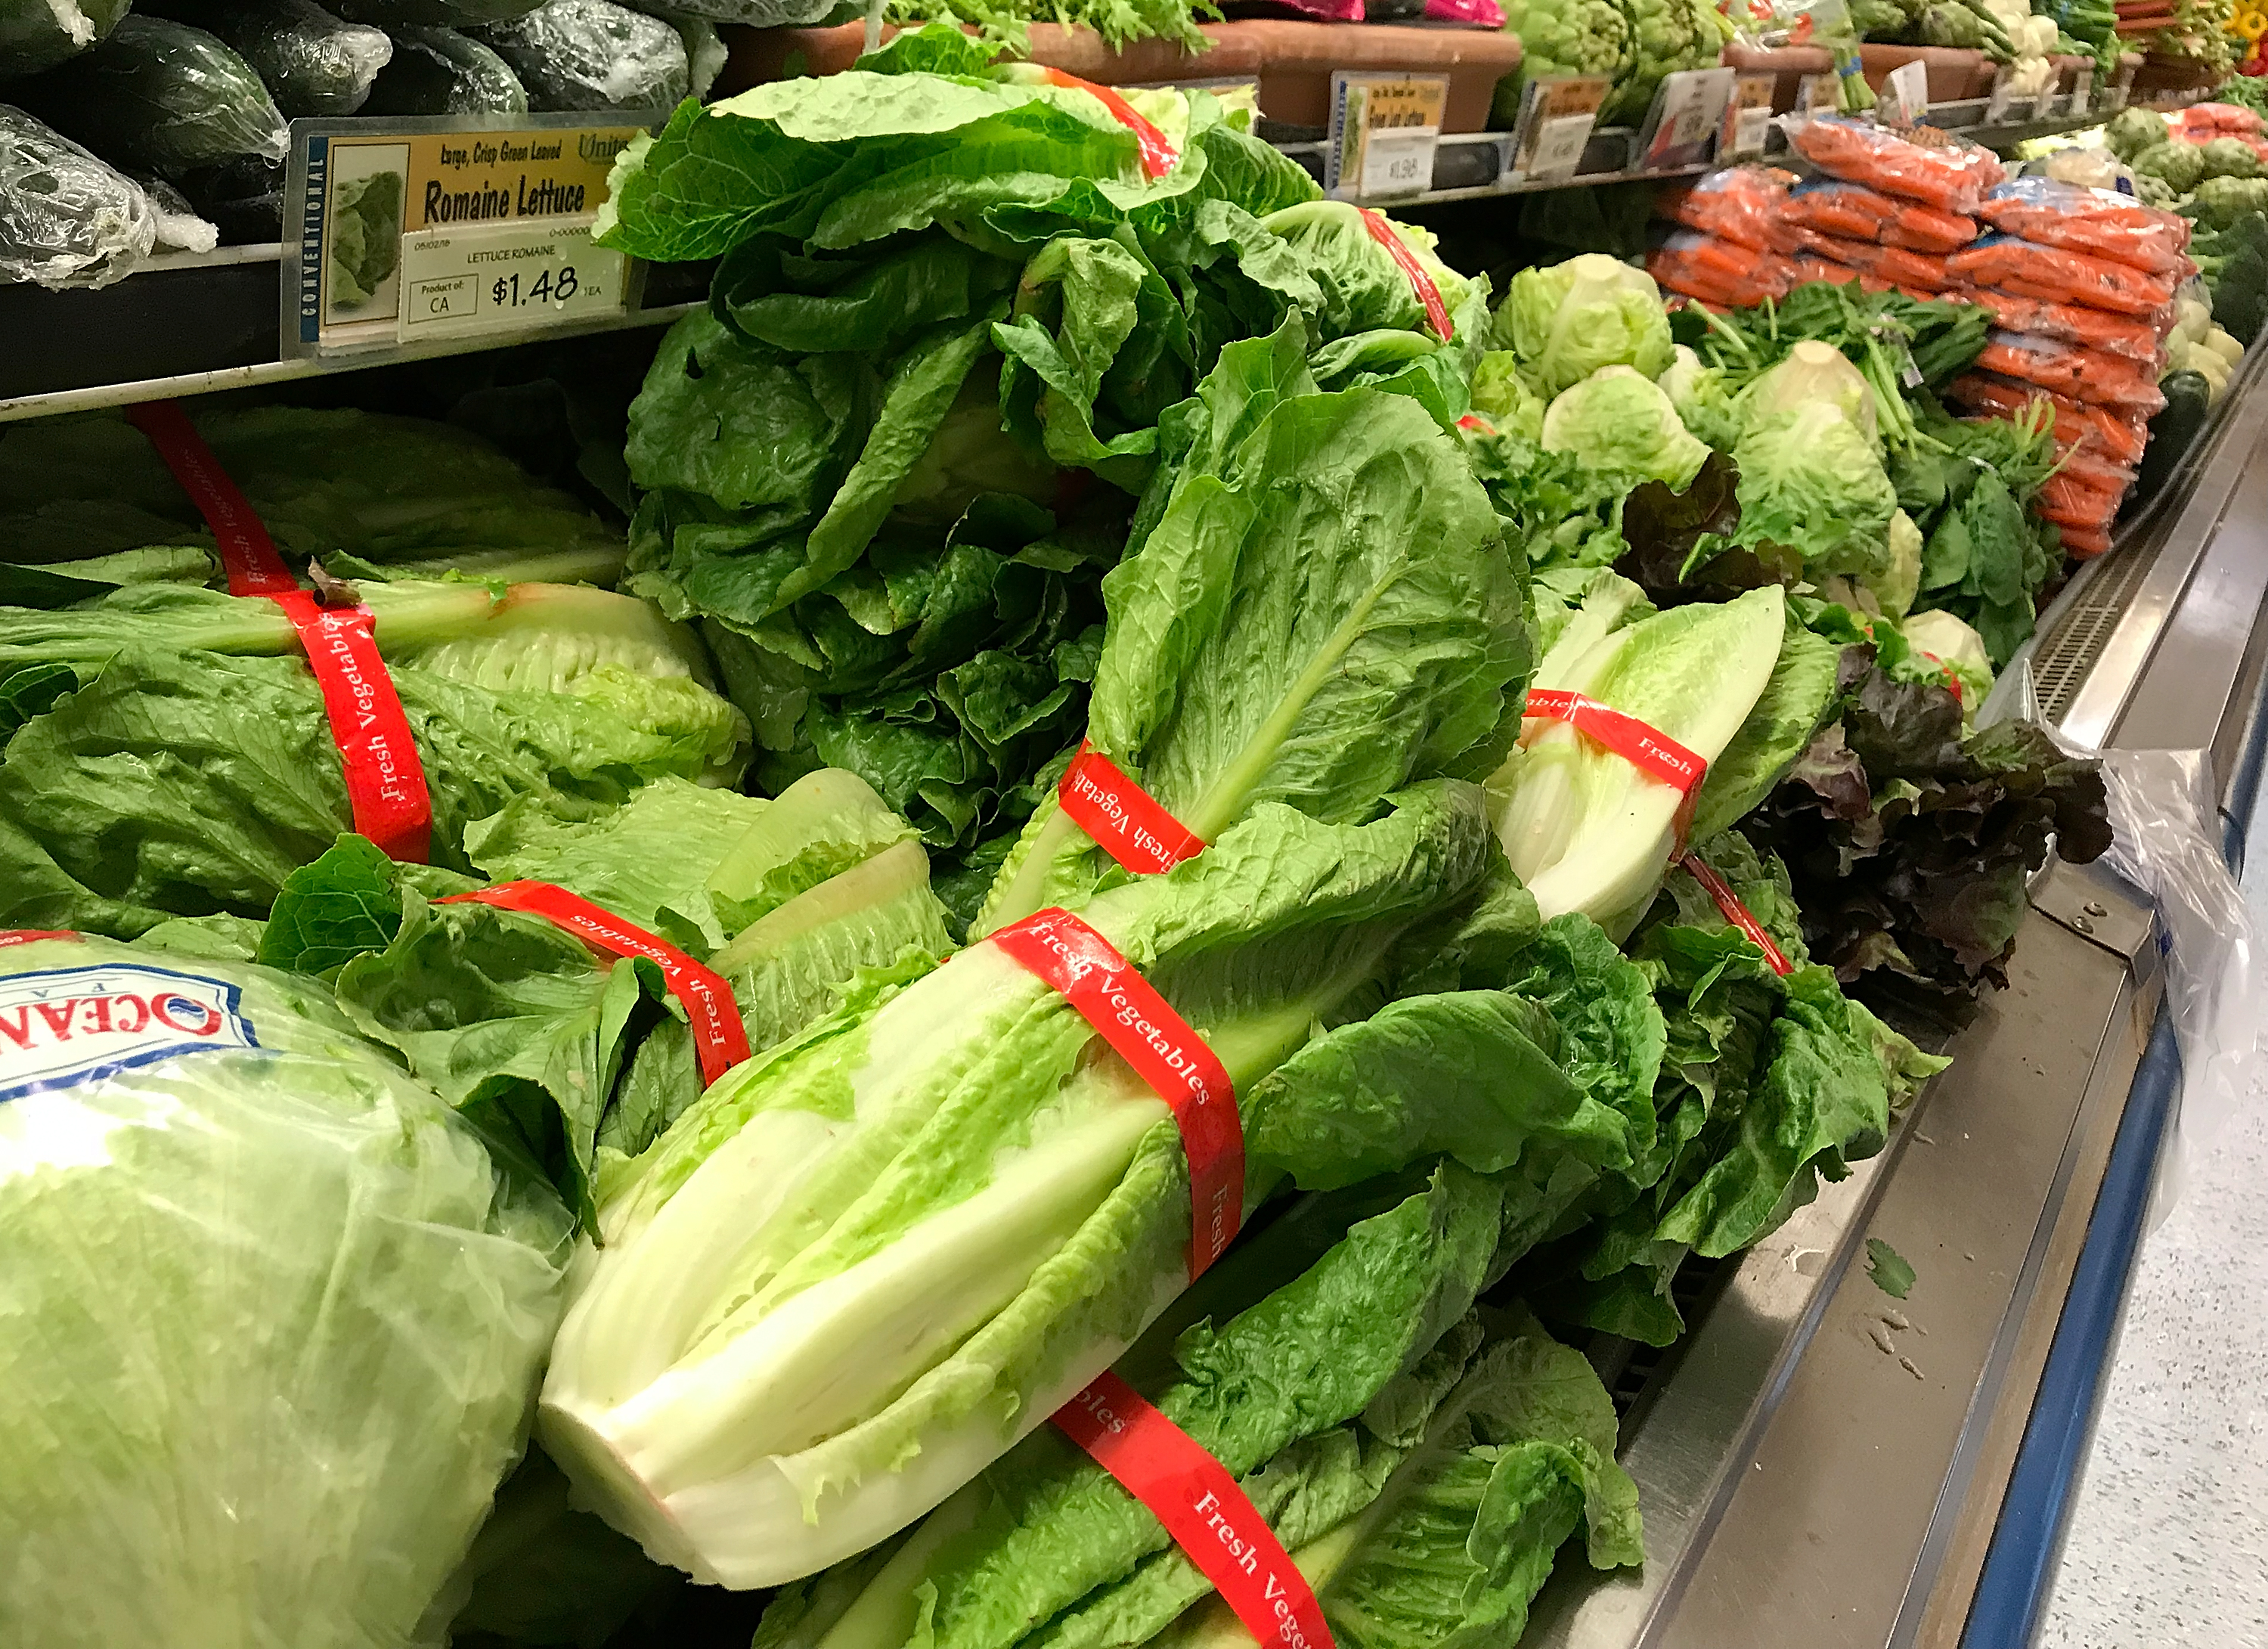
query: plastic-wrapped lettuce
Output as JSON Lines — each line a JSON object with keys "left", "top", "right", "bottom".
{"left": 12, "top": 17, "right": 287, "bottom": 177}
{"left": 0, "top": 0, "right": 131, "bottom": 78}
{"left": 662, "top": 11, "right": 724, "bottom": 98}
{"left": 0, "top": 931, "right": 572, "bottom": 1649}
{"left": 0, "top": 104, "right": 156, "bottom": 287}
{"left": 362, "top": 21, "right": 527, "bottom": 113}
{"left": 336, "top": 0, "right": 544, "bottom": 20}
{"left": 150, "top": 0, "right": 395, "bottom": 117}
{"left": 473, "top": 0, "right": 687, "bottom": 111}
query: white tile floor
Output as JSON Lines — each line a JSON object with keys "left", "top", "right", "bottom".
{"left": 2037, "top": 798, "right": 2268, "bottom": 1649}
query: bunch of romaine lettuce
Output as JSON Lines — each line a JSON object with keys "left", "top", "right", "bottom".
{"left": 752, "top": 1167, "right": 1643, "bottom": 1649}
{"left": 0, "top": 404, "right": 631, "bottom": 600}
{"left": 0, "top": 577, "right": 748, "bottom": 937}
{"left": 600, "top": 29, "right": 1487, "bottom": 925}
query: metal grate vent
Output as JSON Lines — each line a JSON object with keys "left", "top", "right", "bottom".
{"left": 2031, "top": 537, "right": 2164, "bottom": 721}
{"left": 1594, "top": 1253, "right": 1733, "bottom": 1433}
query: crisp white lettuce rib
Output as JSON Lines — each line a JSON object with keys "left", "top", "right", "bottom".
{"left": 539, "top": 792, "right": 1509, "bottom": 1588}
{"left": 1493, "top": 585, "right": 1785, "bottom": 932}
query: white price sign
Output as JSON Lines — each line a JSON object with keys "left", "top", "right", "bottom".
{"left": 1884, "top": 59, "right": 1930, "bottom": 124}
{"left": 1328, "top": 73, "right": 1448, "bottom": 200}
{"left": 396, "top": 213, "right": 627, "bottom": 343}
{"left": 1529, "top": 113, "right": 1597, "bottom": 178}
{"left": 1638, "top": 67, "right": 1736, "bottom": 171}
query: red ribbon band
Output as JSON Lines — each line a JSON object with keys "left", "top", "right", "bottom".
{"left": 1520, "top": 688, "right": 1707, "bottom": 847}
{"left": 1675, "top": 854, "right": 1795, "bottom": 976}
{"left": 1358, "top": 209, "right": 1454, "bottom": 341}
{"left": 1052, "top": 1371, "right": 1337, "bottom": 1649}
{"left": 1057, "top": 743, "right": 1207, "bottom": 876}
{"left": 437, "top": 882, "right": 751, "bottom": 1084}
{"left": 987, "top": 908, "right": 1242, "bottom": 1277}
{"left": 0, "top": 931, "right": 77, "bottom": 948}
{"left": 127, "top": 400, "right": 434, "bottom": 863}
{"left": 1042, "top": 68, "right": 1179, "bottom": 180}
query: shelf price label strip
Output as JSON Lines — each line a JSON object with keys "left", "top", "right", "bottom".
{"left": 989, "top": 907, "right": 1242, "bottom": 1278}
{"left": 1052, "top": 1370, "right": 1338, "bottom": 1649}
{"left": 126, "top": 400, "right": 433, "bottom": 864}
{"left": 436, "top": 882, "right": 751, "bottom": 1084}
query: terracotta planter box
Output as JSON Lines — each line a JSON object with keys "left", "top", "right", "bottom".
{"left": 718, "top": 19, "right": 1523, "bottom": 132}
{"left": 1859, "top": 43, "right": 1996, "bottom": 102}
{"left": 1721, "top": 39, "right": 1834, "bottom": 113}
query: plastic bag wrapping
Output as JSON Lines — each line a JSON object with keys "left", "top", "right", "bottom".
{"left": 1976, "top": 176, "right": 2195, "bottom": 278}
{"left": 1780, "top": 222, "right": 1955, "bottom": 291}
{"left": 1780, "top": 178, "right": 1979, "bottom": 254}
{"left": 0, "top": 0, "right": 130, "bottom": 78}
{"left": 1781, "top": 113, "right": 2007, "bottom": 215}
{"left": 335, "top": 0, "right": 544, "bottom": 21}
{"left": 12, "top": 17, "right": 289, "bottom": 178}
{"left": 0, "top": 932, "right": 572, "bottom": 1649}
{"left": 2084, "top": 749, "right": 2265, "bottom": 1225}
{"left": 0, "top": 104, "right": 156, "bottom": 287}
{"left": 363, "top": 23, "right": 527, "bottom": 113}
{"left": 1943, "top": 370, "right": 2152, "bottom": 464}
{"left": 653, "top": 8, "right": 723, "bottom": 99}
{"left": 473, "top": 0, "right": 686, "bottom": 110}
{"left": 150, "top": 0, "right": 396, "bottom": 118}
{"left": 1947, "top": 233, "right": 2183, "bottom": 321}
{"left": 174, "top": 153, "right": 285, "bottom": 242}
{"left": 631, "top": 0, "right": 832, "bottom": 20}
{"left": 1647, "top": 226, "right": 1794, "bottom": 308}
{"left": 1653, "top": 166, "right": 1793, "bottom": 252}
{"left": 1975, "top": 329, "right": 2168, "bottom": 413}
{"left": 1964, "top": 284, "right": 2170, "bottom": 362}
{"left": 140, "top": 173, "right": 218, "bottom": 252}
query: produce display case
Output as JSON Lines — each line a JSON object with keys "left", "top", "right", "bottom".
{"left": 5, "top": 18, "right": 2266, "bottom": 1645}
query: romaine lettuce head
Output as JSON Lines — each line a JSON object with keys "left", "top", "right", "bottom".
{"left": 1258, "top": 201, "right": 1479, "bottom": 343}
{"left": 1541, "top": 365, "right": 1710, "bottom": 492}
{"left": 1498, "top": 254, "right": 1675, "bottom": 398}
{"left": 0, "top": 932, "right": 569, "bottom": 1649}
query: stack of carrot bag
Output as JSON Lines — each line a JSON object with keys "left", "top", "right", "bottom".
{"left": 1944, "top": 178, "right": 2198, "bottom": 558}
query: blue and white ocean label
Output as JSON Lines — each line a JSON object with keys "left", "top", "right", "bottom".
{"left": 0, "top": 966, "right": 259, "bottom": 1103}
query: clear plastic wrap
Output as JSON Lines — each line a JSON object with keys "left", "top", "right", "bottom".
{"left": 174, "top": 153, "right": 284, "bottom": 242}
{"left": 472, "top": 0, "right": 685, "bottom": 111}
{"left": 2036, "top": 463, "right": 2131, "bottom": 535}
{"left": 1646, "top": 225, "right": 1796, "bottom": 308}
{"left": 151, "top": 0, "right": 395, "bottom": 118}
{"left": 1964, "top": 283, "right": 2170, "bottom": 362}
{"left": 12, "top": 17, "right": 288, "bottom": 178}
{"left": 1780, "top": 113, "right": 2008, "bottom": 215}
{"left": 0, "top": 103, "right": 156, "bottom": 287}
{"left": 658, "top": 8, "right": 723, "bottom": 99}
{"left": 1653, "top": 166, "right": 1794, "bottom": 253}
{"left": 0, "top": 0, "right": 130, "bottom": 78}
{"left": 633, "top": 0, "right": 832, "bottom": 18}
{"left": 1780, "top": 223, "right": 1955, "bottom": 292}
{"left": 1975, "top": 328, "right": 2169, "bottom": 413}
{"left": 362, "top": 23, "right": 527, "bottom": 113}
{"left": 1943, "top": 369, "right": 2152, "bottom": 463}
{"left": 139, "top": 172, "right": 218, "bottom": 251}
{"left": 1780, "top": 178, "right": 1980, "bottom": 254}
{"left": 0, "top": 932, "right": 571, "bottom": 1649}
{"left": 1975, "top": 175, "right": 2195, "bottom": 279}
{"left": 2081, "top": 749, "right": 2266, "bottom": 1220}
{"left": 335, "top": 0, "right": 544, "bottom": 21}
{"left": 1946, "top": 232, "right": 2183, "bottom": 320}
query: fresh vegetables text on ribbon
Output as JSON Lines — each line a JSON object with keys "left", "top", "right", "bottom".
{"left": 988, "top": 908, "right": 1242, "bottom": 1276}
{"left": 1677, "top": 855, "right": 1795, "bottom": 975}
{"left": 437, "top": 882, "right": 751, "bottom": 1085}
{"left": 1052, "top": 1370, "right": 1337, "bottom": 1649}
{"left": 1521, "top": 688, "right": 1708, "bottom": 845}
{"left": 126, "top": 399, "right": 434, "bottom": 863}
{"left": 1057, "top": 743, "right": 1207, "bottom": 876}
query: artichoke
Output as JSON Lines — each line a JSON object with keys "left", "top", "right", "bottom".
{"left": 1493, "top": 0, "right": 1635, "bottom": 125}
{"left": 2131, "top": 139, "right": 2208, "bottom": 194}
{"left": 2203, "top": 136, "right": 2263, "bottom": 181}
